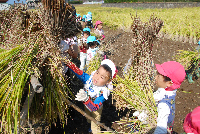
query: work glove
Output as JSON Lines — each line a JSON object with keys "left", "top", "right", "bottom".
{"left": 75, "top": 89, "right": 89, "bottom": 102}
{"left": 133, "top": 110, "right": 148, "bottom": 125}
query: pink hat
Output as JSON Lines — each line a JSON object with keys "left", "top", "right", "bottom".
{"left": 183, "top": 106, "right": 200, "bottom": 134}
{"left": 155, "top": 61, "right": 186, "bottom": 91}
{"left": 95, "top": 20, "right": 102, "bottom": 29}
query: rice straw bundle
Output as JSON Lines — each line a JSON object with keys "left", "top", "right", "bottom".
{"left": 112, "top": 15, "right": 163, "bottom": 133}
{"left": 0, "top": 0, "right": 82, "bottom": 133}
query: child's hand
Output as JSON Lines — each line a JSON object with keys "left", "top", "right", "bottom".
{"left": 75, "top": 89, "right": 89, "bottom": 102}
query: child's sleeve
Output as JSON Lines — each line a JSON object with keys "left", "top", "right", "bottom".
{"left": 154, "top": 102, "right": 170, "bottom": 134}
{"left": 83, "top": 95, "right": 105, "bottom": 111}
{"left": 67, "top": 61, "right": 90, "bottom": 84}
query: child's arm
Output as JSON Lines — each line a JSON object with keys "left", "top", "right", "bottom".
{"left": 83, "top": 95, "right": 106, "bottom": 112}
{"left": 67, "top": 61, "right": 90, "bottom": 84}
{"left": 154, "top": 102, "right": 170, "bottom": 134}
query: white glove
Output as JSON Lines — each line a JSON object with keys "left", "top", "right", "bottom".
{"left": 59, "top": 40, "right": 69, "bottom": 53}
{"left": 133, "top": 111, "right": 140, "bottom": 117}
{"left": 133, "top": 110, "right": 148, "bottom": 125}
{"left": 75, "top": 89, "right": 89, "bottom": 102}
{"left": 138, "top": 110, "right": 148, "bottom": 124}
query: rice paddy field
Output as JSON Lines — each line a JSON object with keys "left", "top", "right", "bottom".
{"left": 76, "top": 4, "right": 200, "bottom": 40}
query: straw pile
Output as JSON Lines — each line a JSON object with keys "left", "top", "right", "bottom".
{"left": 112, "top": 15, "right": 163, "bottom": 133}
{"left": 0, "top": 0, "right": 82, "bottom": 133}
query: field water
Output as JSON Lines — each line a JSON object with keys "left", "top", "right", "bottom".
{"left": 48, "top": 27, "right": 200, "bottom": 134}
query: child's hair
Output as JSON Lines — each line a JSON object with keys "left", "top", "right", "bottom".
{"left": 163, "top": 75, "right": 171, "bottom": 82}
{"left": 100, "top": 64, "right": 112, "bottom": 80}
{"left": 87, "top": 41, "right": 99, "bottom": 49}
{"left": 83, "top": 31, "right": 90, "bottom": 36}
{"left": 157, "top": 71, "right": 171, "bottom": 82}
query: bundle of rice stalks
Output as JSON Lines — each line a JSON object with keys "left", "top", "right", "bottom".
{"left": 0, "top": 0, "right": 82, "bottom": 133}
{"left": 112, "top": 15, "right": 163, "bottom": 133}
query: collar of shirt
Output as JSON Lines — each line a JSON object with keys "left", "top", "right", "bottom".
{"left": 153, "top": 88, "right": 177, "bottom": 102}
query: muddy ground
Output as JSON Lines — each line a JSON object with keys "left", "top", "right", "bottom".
{"left": 48, "top": 27, "right": 200, "bottom": 134}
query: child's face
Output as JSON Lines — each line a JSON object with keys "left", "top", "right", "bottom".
{"left": 97, "top": 23, "right": 103, "bottom": 30}
{"left": 155, "top": 72, "right": 172, "bottom": 89}
{"left": 83, "top": 33, "right": 89, "bottom": 39}
{"left": 92, "top": 66, "right": 111, "bottom": 86}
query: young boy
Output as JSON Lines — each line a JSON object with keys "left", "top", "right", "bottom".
{"left": 81, "top": 15, "right": 87, "bottom": 28}
{"left": 94, "top": 20, "right": 105, "bottom": 41}
{"left": 86, "top": 36, "right": 100, "bottom": 66}
{"left": 183, "top": 106, "right": 200, "bottom": 134}
{"left": 86, "top": 12, "right": 93, "bottom": 28}
{"left": 78, "top": 28, "right": 90, "bottom": 71}
{"left": 66, "top": 59, "right": 117, "bottom": 134}
{"left": 154, "top": 61, "right": 186, "bottom": 133}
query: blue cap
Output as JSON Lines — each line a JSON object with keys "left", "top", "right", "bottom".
{"left": 83, "top": 15, "right": 86, "bottom": 18}
{"left": 88, "top": 12, "right": 92, "bottom": 15}
{"left": 83, "top": 28, "right": 90, "bottom": 32}
{"left": 76, "top": 14, "right": 80, "bottom": 17}
{"left": 87, "top": 36, "right": 100, "bottom": 45}
{"left": 198, "top": 41, "right": 200, "bottom": 45}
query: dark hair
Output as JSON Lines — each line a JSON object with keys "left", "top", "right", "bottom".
{"left": 157, "top": 71, "right": 171, "bottom": 82}
{"left": 83, "top": 31, "right": 90, "bottom": 36}
{"left": 100, "top": 64, "right": 112, "bottom": 79}
{"left": 87, "top": 41, "right": 99, "bottom": 49}
{"left": 94, "top": 41, "right": 100, "bottom": 46}
{"left": 163, "top": 75, "right": 171, "bottom": 82}
{"left": 87, "top": 42, "right": 95, "bottom": 49}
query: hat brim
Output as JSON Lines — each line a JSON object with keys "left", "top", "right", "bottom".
{"left": 155, "top": 64, "right": 167, "bottom": 77}
{"left": 165, "top": 83, "right": 180, "bottom": 91}
{"left": 96, "top": 40, "right": 100, "bottom": 45}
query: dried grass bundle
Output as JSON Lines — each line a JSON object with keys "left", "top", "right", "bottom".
{"left": 112, "top": 15, "right": 163, "bottom": 133}
{"left": 0, "top": 1, "right": 82, "bottom": 133}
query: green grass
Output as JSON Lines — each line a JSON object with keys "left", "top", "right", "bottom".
{"left": 76, "top": 4, "right": 200, "bottom": 38}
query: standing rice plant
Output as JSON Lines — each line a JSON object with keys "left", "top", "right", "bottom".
{"left": 0, "top": 0, "right": 82, "bottom": 133}
{"left": 112, "top": 15, "right": 163, "bottom": 133}
{"left": 174, "top": 50, "right": 200, "bottom": 69}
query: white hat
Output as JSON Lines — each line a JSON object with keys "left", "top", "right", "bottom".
{"left": 101, "top": 59, "right": 117, "bottom": 78}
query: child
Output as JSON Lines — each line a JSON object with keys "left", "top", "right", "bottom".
{"left": 78, "top": 28, "right": 90, "bottom": 71}
{"left": 58, "top": 36, "right": 78, "bottom": 75}
{"left": 186, "top": 41, "right": 200, "bottom": 83}
{"left": 66, "top": 59, "right": 118, "bottom": 134}
{"left": 153, "top": 61, "right": 186, "bottom": 133}
{"left": 94, "top": 20, "right": 105, "bottom": 41}
{"left": 86, "top": 12, "right": 93, "bottom": 28}
{"left": 183, "top": 106, "right": 200, "bottom": 134}
{"left": 81, "top": 15, "right": 87, "bottom": 28}
{"left": 86, "top": 36, "right": 100, "bottom": 66}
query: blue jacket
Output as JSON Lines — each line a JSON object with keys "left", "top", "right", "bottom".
{"left": 67, "top": 62, "right": 106, "bottom": 112}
